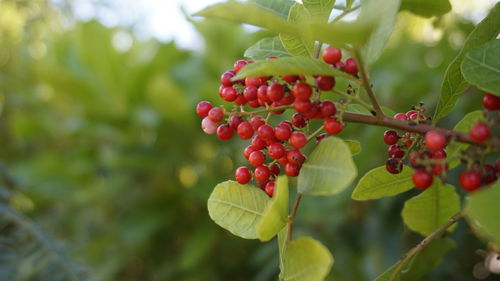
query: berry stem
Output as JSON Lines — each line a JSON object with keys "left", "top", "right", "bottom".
{"left": 224, "top": 105, "right": 293, "bottom": 116}
{"left": 387, "top": 212, "right": 464, "bottom": 281}
{"left": 331, "top": 88, "right": 372, "bottom": 111}
{"left": 353, "top": 49, "right": 384, "bottom": 120}
{"left": 307, "top": 125, "right": 325, "bottom": 142}
{"left": 287, "top": 192, "right": 303, "bottom": 242}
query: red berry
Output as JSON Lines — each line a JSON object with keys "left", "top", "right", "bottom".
{"left": 201, "top": 117, "right": 217, "bottom": 134}
{"left": 394, "top": 113, "right": 408, "bottom": 121}
{"left": 254, "top": 165, "right": 271, "bottom": 182}
{"left": 322, "top": 47, "right": 342, "bottom": 64}
{"left": 248, "top": 99, "right": 260, "bottom": 108}
{"left": 470, "top": 122, "right": 490, "bottom": 142}
{"left": 229, "top": 115, "right": 243, "bottom": 130}
{"left": 196, "top": 101, "right": 213, "bottom": 118}
{"left": 208, "top": 107, "right": 224, "bottom": 123}
{"left": 265, "top": 181, "right": 275, "bottom": 196}
{"left": 431, "top": 149, "right": 447, "bottom": 159}
{"left": 250, "top": 116, "right": 265, "bottom": 131}
{"left": 280, "top": 91, "right": 295, "bottom": 105}
{"left": 324, "top": 117, "right": 344, "bottom": 135}
{"left": 412, "top": 170, "right": 433, "bottom": 190}
{"left": 258, "top": 124, "right": 274, "bottom": 141}
{"left": 271, "top": 101, "right": 285, "bottom": 114}
{"left": 482, "top": 93, "right": 500, "bottom": 110}
{"left": 425, "top": 130, "right": 447, "bottom": 151}
{"left": 334, "top": 61, "right": 345, "bottom": 71}
{"left": 249, "top": 150, "right": 265, "bottom": 167}
{"left": 267, "top": 82, "right": 285, "bottom": 102}
{"left": 287, "top": 149, "right": 305, "bottom": 165}
{"left": 221, "top": 86, "right": 238, "bottom": 102}
{"left": 315, "top": 75, "right": 335, "bottom": 91}
{"left": 251, "top": 136, "right": 267, "bottom": 150}
{"left": 216, "top": 124, "right": 233, "bottom": 141}
{"left": 303, "top": 102, "right": 320, "bottom": 119}
{"left": 292, "top": 113, "right": 307, "bottom": 128}
{"left": 234, "top": 94, "right": 247, "bottom": 106}
{"left": 482, "top": 165, "right": 498, "bottom": 185}
{"left": 233, "top": 60, "right": 247, "bottom": 73}
{"left": 282, "top": 75, "right": 299, "bottom": 84}
{"left": 432, "top": 163, "right": 448, "bottom": 176}
{"left": 383, "top": 130, "right": 399, "bottom": 145}
{"left": 257, "top": 85, "right": 270, "bottom": 105}
{"left": 386, "top": 157, "right": 403, "bottom": 174}
{"left": 243, "top": 145, "right": 255, "bottom": 159}
{"left": 245, "top": 77, "right": 263, "bottom": 87}
{"left": 344, "top": 58, "right": 358, "bottom": 75}
{"left": 294, "top": 99, "right": 312, "bottom": 113}
{"left": 274, "top": 124, "right": 292, "bottom": 141}
{"left": 235, "top": 166, "right": 251, "bottom": 184}
{"left": 292, "top": 82, "right": 312, "bottom": 101}
{"left": 459, "top": 170, "right": 481, "bottom": 192}
{"left": 268, "top": 143, "right": 286, "bottom": 160}
{"left": 319, "top": 100, "right": 336, "bottom": 117}
{"left": 243, "top": 86, "right": 258, "bottom": 101}
{"left": 387, "top": 144, "right": 405, "bottom": 158}
{"left": 237, "top": 121, "right": 254, "bottom": 140}
{"left": 290, "top": 132, "right": 307, "bottom": 149}
{"left": 221, "top": 70, "right": 235, "bottom": 86}
{"left": 270, "top": 163, "right": 281, "bottom": 176}
{"left": 285, "top": 162, "right": 300, "bottom": 177}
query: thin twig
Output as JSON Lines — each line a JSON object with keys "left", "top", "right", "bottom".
{"left": 331, "top": 88, "right": 372, "bottom": 111}
{"left": 353, "top": 49, "right": 384, "bottom": 120}
{"left": 287, "top": 193, "right": 303, "bottom": 242}
{"left": 331, "top": 5, "right": 361, "bottom": 23}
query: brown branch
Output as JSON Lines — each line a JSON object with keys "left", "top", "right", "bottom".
{"left": 287, "top": 193, "right": 303, "bottom": 242}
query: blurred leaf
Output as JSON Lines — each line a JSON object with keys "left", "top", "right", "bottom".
{"left": 466, "top": 180, "right": 500, "bottom": 244}
{"left": 250, "top": 0, "right": 296, "bottom": 18}
{"left": 281, "top": 237, "right": 333, "bottom": 281}
{"left": 302, "top": 0, "right": 335, "bottom": 22}
{"left": 461, "top": 40, "right": 500, "bottom": 94}
{"left": 446, "top": 111, "right": 485, "bottom": 169}
{"left": 352, "top": 165, "right": 414, "bottom": 200}
{"left": 374, "top": 238, "right": 456, "bottom": 281}
{"left": 344, "top": 140, "right": 361, "bottom": 155}
{"left": 297, "top": 137, "right": 357, "bottom": 196}
{"left": 400, "top": 0, "right": 451, "bottom": 18}
{"left": 433, "top": 2, "right": 500, "bottom": 123}
{"left": 244, "top": 37, "right": 291, "bottom": 59}
{"left": 402, "top": 182, "right": 460, "bottom": 236}
{"left": 207, "top": 181, "right": 270, "bottom": 239}
{"left": 362, "top": 0, "right": 401, "bottom": 66}
{"left": 279, "top": 3, "right": 315, "bottom": 57}
{"left": 256, "top": 176, "right": 289, "bottom": 242}
{"left": 234, "top": 56, "right": 355, "bottom": 81}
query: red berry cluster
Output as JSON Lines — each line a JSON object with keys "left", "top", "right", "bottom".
{"left": 196, "top": 47, "right": 355, "bottom": 196}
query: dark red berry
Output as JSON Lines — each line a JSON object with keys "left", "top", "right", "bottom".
{"left": 267, "top": 82, "right": 285, "bottom": 102}
{"left": 243, "top": 86, "right": 258, "bottom": 101}
{"left": 285, "top": 162, "right": 300, "bottom": 177}
{"left": 196, "top": 101, "right": 213, "bottom": 118}
{"left": 249, "top": 150, "right": 265, "bottom": 167}
{"left": 208, "top": 107, "right": 224, "bottom": 123}
{"left": 229, "top": 115, "right": 243, "bottom": 130}
{"left": 482, "top": 165, "right": 498, "bottom": 185}
{"left": 383, "top": 130, "right": 399, "bottom": 145}
{"left": 292, "top": 82, "right": 312, "bottom": 101}
{"left": 221, "top": 70, "right": 235, "bottom": 86}
{"left": 254, "top": 165, "right": 271, "bottom": 182}
{"left": 268, "top": 143, "right": 286, "bottom": 160}
{"left": 387, "top": 144, "right": 404, "bottom": 158}
{"left": 287, "top": 149, "right": 305, "bottom": 165}
{"left": 274, "top": 124, "right": 292, "bottom": 141}
{"left": 324, "top": 118, "right": 344, "bottom": 135}
{"left": 334, "top": 61, "right": 345, "bottom": 71}
{"left": 235, "top": 166, "right": 251, "bottom": 184}
{"left": 470, "top": 122, "right": 490, "bottom": 142}
{"left": 290, "top": 132, "right": 307, "bottom": 149}
{"left": 425, "top": 130, "right": 446, "bottom": 151}
{"left": 270, "top": 163, "right": 281, "bottom": 176}
{"left": 319, "top": 100, "right": 336, "bottom": 117}
{"left": 386, "top": 157, "right": 403, "bottom": 174}
{"left": 344, "top": 58, "right": 358, "bottom": 75}
{"left": 482, "top": 93, "right": 500, "bottom": 110}
{"left": 322, "top": 47, "right": 342, "bottom": 64}
{"left": 459, "top": 170, "right": 481, "bottom": 192}
{"left": 292, "top": 113, "right": 307, "bottom": 128}
{"left": 216, "top": 124, "right": 233, "bottom": 141}
{"left": 316, "top": 133, "right": 328, "bottom": 144}
{"left": 237, "top": 121, "right": 254, "bottom": 140}
{"left": 315, "top": 75, "right": 335, "bottom": 91}
{"left": 251, "top": 135, "right": 267, "bottom": 150}
{"left": 265, "top": 181, "right": 275, "bottom": 196}
{"left": 412, "top": 170, "right": 433, "bottom": 190}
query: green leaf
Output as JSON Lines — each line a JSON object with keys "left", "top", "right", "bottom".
{"left": 461, "top": 40, "right": 500, "bottom": 94}
{"left": 433, "top": 2, "right": 500, "bottom": 124}
{"left": 466, "top": 180, "right": 500, "bottom": 244}
{"left": 244, "top": 37, "right": 292, "bottom": 59}
{"left": 250, "top": 0, "right": 296, "bottom": 18}
{"left": 344, "top": 140, "right": 361, "bottom": 155}
{"left": 351, "top": 165, "right": 414, "bottom": 200}
{"left": 302, "top": 0, "right": 335, "bottom": 22}
{"left": 374, "top": 238, "right": 456, "bottom": 281}
{"left": 446, "top": 111, "right": 485, "bottom": 169}
{"left": 279, "top": 3, "right": 316, "bottom": 57}
{"left": 234, "top": 56, "right": 355, "bottom": 81}
{"left": 297, "top": 137, "right": 357, "bottom": 196}
{"left": 207, "top": 181, "right": 270, "bottom": 239}
{"left": 402, "top": 182, "right": 460, "bottom": 236}
{"left": 362, "top": 0, "right": 401, "bottom": 66}
{"left": 281, "top": 237, "right": 334, "bottom": 281}
{"left": 400, "top": 0, "right": 451, "bottom": 18}
{"left": 256, "top": 176, "right": 289, "bottom": 241}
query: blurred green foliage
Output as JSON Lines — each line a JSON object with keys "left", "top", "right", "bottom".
{"left": 0, "top": 1, "right": 496, "bottom": 281}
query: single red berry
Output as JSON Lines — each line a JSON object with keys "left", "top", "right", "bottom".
{"left": 257, "top": 85, "right": 270, "bottom": 105}
{"left": 251, "top": 135, "right": 267, "bottom": 150}
{"left": 229, "top": 115, "right": 243, "bottom": 130}
{"left": 248, "top": 99, "right": 260, "bottom": 108}
{"left": 235, "top": 166, "right": 251, "bottom": 184}
{"left": 316, "top": 133, "right": 328, "bottom": 144}
{"left": 250, "top": 116, "right": 265, "bottom": 131}
{"left": 344, "top": 58, "right": 358, "bottom": 75}
{"left": 265, "top": 181, "right": 276, "bottom": 196}
{"left": 218, "top": 85, "right": 225, "bottom": 99}
{"left": 237, "top": 121, "right": 254, "bottom": 140}
{"left": 319, "top": 100, "right": 336, "bottom": 117}
{"left": 243, "top": 86, "right": 258, "bottom": 101}
{"left": 287, "top": 149, "right": 305, "bottom": 165}
{"left": 234, "top": 94, "right": 247, "bottom": 106}
{"left": 290, "top": 132, "right": 307, "bottom": 149}
{"left": 482, "top": 93, "right": 500, "bottom": 110}
{"left": 432, "top": 163, "right": 448, "bottom": 176}
{"left": 292, "top": 113, "right": 307, "bottom": 128}
{"left": 233, "top": 60, "right": 247, "bottom": 73}
{"left": 285, "top": 162, "right": 300, "bottom": 177}
{"left": 201, "top": 117, "right": 217, "bottom": 134}
{"left": 243, "top": 145, "right": 256, "bottom": 159}
{"left": 270, "top": 163, "right": 281, "bottom": 176}
{"left": 303, "top": 102, "right": 320, "bottom": 119}
{"left": 425, "top": 130, "right": 447, "bottom": 151}
{"left": 334, "top": 61, "right": 345, "bottom": 71}
{"left": 274, "top": 124, "right": 292, "bottom": 141}
{"left": 221, "top": 86, "right": 238, "bottom": 102}
{"left": 258, "top": 124, "right": 274, "bottom": 141}
{"left": 208, "top": 107, "right": 224, "bottom": 123}
{"left": 322, "top": 47, "right": 342, "bottom": 64}
{"left": 470, "top": 122, "right": 490, "bottom": 142}
{"left": 280, "top": 121, "right": 293, "bottom": 130}
{"left": 216, "top": 124, "right": 233, "bottom": 141}
{"left": 196, "top": 101, "right": 213, "bottom": 118}
{"left": 431, "top": 149, "right": 447, "bottom": 159}
{"left": 294, "top": 99, "right": 312, "bottom": 113}
{"left": 315, "top": 75, "right": 336, "bottom": 91}
{"left": 393, "top": 113, "right": 408, "bottom": 121}
{"left": 292, "top": 82, "right": 312, "bottom": 101}
{"left": 387, "top": 144, "right": 405, "bottom": 158}
{"left": 268, "top": 142, "right": 286, "bottom": 160}
{"left": 254, "top": 165, "right": 271, "bottom": 182}
{"left": 482, "top": 165, "right": 498, "bottom": 185}
{"left": 459, "top": 170, "right": 481, "bottom": 192}
{"left": 383, "top": 130, "right": 399, "bottom": 145}
{"left": 386, "top": 157, "right": 403, "bottom": 174}
{"left": 221, "top": 70, "right": 235, "bottom": 86}
{"left": 267, "top": 82, "right": 285, "bottom": 102}
{"left": 412, "top": 170, "right": 433, "bottom": 190}
{"left": 245, "top": 77, "right": 263, "bottom": 87}
{"left": 249, "top": 150, "right": 265, "bottom": 167}
{"left": 282, "top": 75, "right": 299, "bottom": 84}
{"left": 324, "top": 117, "right": 344, "bottom": 135}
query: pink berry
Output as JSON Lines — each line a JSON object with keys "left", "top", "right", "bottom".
{"left": 201, "top": 117, "right": 217, "bottom": 134}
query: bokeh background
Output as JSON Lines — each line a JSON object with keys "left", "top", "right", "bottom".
{"left": 0, "top": 0, "right": 498, "bottom": 280}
